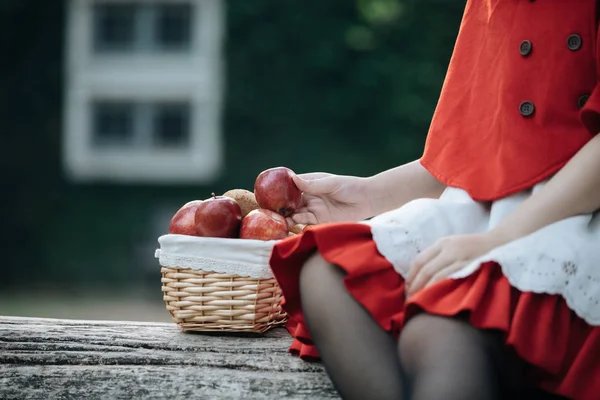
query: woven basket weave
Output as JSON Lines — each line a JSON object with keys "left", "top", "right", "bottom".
{"left": 161, "top": 266, "right": 288, "bottom": 333}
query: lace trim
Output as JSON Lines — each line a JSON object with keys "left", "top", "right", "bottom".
{"left": 156, "top": 250, "right": 274, "bottom": 279}
{"left": 450, "top": 240, "right": 600, "bottom": 325}
{"left": 503, "top": 268, "right": 600, "bottom": 326}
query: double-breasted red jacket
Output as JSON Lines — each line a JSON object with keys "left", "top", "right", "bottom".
{"left": 421, "top": 0, "right": 600, "bottom": 201}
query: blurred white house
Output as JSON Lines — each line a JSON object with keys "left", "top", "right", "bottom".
{"left": 63, "top": 0, "right": 225, "bottom": 184}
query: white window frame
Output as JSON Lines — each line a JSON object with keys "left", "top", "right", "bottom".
{"left": 63, "top": 0, "right": 225, "bottom": 184}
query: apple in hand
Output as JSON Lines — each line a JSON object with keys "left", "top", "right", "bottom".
{"left": 194, "top": 193, "right": 242, "bottom": 238}
{"left": 240, "top": 209, "right": 289, "bottom": 241}
{"left": 254, "top": 167, "right": 302, "bottom": 217}
{"left": 169, "top": 200, "right": 204, "bottom": 235}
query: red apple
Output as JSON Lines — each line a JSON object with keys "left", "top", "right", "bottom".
{"left": 169, "top": 200, "right": 204, "bottom": 235}
{"left": 254, "top": 167, "right": 302, "bottom": 217}
{"left": 240, "top": 209, "right": 289, "bottom": 241}
{"left": 194, "top": 193, "right": 242, "bottom": 238}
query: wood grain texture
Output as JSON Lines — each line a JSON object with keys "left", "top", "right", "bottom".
{"left": 0, "top": 316, "right": 338, "bottom": 399}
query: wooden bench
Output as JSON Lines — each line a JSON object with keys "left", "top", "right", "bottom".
{"left": 0, "top": 316, "right": 338, "bottom": 399}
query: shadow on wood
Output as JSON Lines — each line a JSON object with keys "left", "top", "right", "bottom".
{"left": 0, "top": 316, "right": 338, "bottom": 399}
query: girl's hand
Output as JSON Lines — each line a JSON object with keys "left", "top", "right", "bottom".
{"left": 405, "top": 233, "right": 501, "bottom": 297}
{"left": 287, "top": 172, "right": 373, "bottom": 227}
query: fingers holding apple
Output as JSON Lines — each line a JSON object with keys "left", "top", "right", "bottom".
{"left": 254, "top": 167, "right": 302, "bottom": 217}
{"left": 249, "top": 166, "right": 313, "bottom": 239}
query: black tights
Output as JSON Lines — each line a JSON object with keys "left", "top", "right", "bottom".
{"left": 299, "top": 253, "right": 562, "bottom": 400}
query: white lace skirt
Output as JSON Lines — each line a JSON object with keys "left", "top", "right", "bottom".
{"left": 363, "top": 180, "right": 600, "bottom": 326}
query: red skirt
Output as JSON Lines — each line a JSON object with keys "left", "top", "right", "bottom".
{"left": 269, "top": 223, "right": 600, "bottom": 400}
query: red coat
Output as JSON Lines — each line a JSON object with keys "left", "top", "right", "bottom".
{"left": 421, "top": 0, "right": 600, "bottom": 201}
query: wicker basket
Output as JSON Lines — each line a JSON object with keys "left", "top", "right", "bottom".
{"left": 156, "top": 234, "right": 288, "bottom": 333}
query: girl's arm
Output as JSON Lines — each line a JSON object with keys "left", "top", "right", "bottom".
{"left": 365, "top": 160, "right": 447, "bottom": 216}
{"left": 489, "top": 133, "right": 600, "bottom": 246}
{"left": 288, "top": 160, "right": 445, "bottom": 225}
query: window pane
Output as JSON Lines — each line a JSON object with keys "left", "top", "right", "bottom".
{"left": 154, "top": 3, "right": 192, "bottom": 51}
{"left": 93, "top": 3, "right": 137, "bottom": 52}
{"left": 92, "top": 101, "right": 136, "bottom": 147}
{"left": 153, "top": 102, "right": 191, "bottom": 148}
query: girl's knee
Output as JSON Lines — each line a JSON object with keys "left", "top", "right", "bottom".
{"left": 299, "top": 252, "right": 343, "bottom": 292}
{"left": 398, "top": 314, "right": 442, "bottom": 369}
{"left": 298, "top": 252, "right": 344, "bottom": 312}
{"left": 299, "top": 252, "right": 324, "bottom": 291}
{"left": 398, "top": 314, "right": 485, "bottom": 370}
{"left": 398, "top": 314, "right": 451, "bottom": 349}
{"left": 300, "top": 252, "right": 327, "bottom": 277}
{"left": 298, "top": 253, "right": 350, "bottom": 337}
{"left": 398, "top": 314, "right": 506, "bottom": 399}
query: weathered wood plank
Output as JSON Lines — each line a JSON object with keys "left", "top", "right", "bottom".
{"left": 0, "top": 316, "right": 338, "bottom": 399}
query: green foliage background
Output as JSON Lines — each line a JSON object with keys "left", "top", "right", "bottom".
{"left": 0, "top": 0, "right": 464, "bottom": 290}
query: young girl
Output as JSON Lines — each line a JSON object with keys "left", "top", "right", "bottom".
{"left": 268, "top": 1, "right": 600, "bottom": 399}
